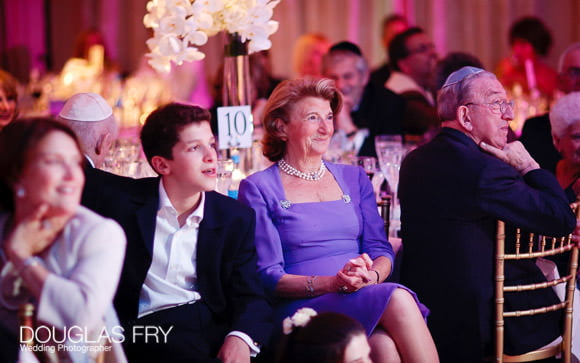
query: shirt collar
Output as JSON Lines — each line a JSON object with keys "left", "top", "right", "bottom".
{"left": 158, "top": 180, "right": 205, "bottom": 226}
{"left": 84, "top": 155, "right": 95, "bottom": 168}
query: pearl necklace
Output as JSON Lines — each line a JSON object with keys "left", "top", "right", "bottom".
{"left": 278, "top": 159, "right": 326, "bottom": 181}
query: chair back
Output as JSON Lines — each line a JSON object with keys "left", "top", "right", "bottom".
{"left": 495, "top": 202, "right": 579, "bottom": 362}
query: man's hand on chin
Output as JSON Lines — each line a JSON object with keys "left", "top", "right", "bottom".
{"left": 217, "top": 336, "right": 251, "bottom": 363}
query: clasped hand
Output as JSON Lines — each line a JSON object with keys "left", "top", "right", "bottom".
{"left": 336, "top": 253, "right": 374, "bottom": 293}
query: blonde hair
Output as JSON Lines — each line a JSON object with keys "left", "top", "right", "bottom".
{"left": 292, "top": 33, "right": 330, "bottom": 77}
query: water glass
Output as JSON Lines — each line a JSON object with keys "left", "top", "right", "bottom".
{"left": 215, "top": 159, "right": 234, "bottom": 195}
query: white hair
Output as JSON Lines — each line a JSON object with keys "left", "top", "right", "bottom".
{"left": 549, "top": 92, "right": 580, "bottom": 140}
{"left": 558, "top": 42, "right": 580, "bottom": 73}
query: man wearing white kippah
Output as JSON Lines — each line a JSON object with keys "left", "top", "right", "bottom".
{"left": 56, "top": 92, "right": 132, "bottom": 212}
{"left": 399, "top": 66, "right": 576, "bottom": 361}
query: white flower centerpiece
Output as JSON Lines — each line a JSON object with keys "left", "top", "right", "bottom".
{"left": 143, "top": 0, "right": 280, "bottom": 73}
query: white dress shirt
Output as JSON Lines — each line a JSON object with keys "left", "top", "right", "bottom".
{"left": 138, "top": 182, "right": 203, "bottom": 317}
{"left": 138, "top": 182, "right": 259, "bottom": 355}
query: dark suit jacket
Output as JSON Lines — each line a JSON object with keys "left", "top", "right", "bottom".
{"left": 353, "top": 82, "right": 405, "bottom": 157}
{"left": 519, "top": 113, "right": 562, "bottom": 174}
{"left": 90, "top": 176, "right": 272, "bottom": 348}
{"left": 399, "top": 128, "right": 576, "bottom": 361}
{"left": 82, "top": 163, "right": 135, "bottom": 213}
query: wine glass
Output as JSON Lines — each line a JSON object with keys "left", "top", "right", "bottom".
{"left": 356, "top": 156, "right": 377, "bottom": 180}
{"left": 375, "top": 135, "right": 404, "bottom": 236}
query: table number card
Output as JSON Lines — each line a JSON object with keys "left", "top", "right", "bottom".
{"left": 217, "top": 105, "right": 253, "bottom": 150}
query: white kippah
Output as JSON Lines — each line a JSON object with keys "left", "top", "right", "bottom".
{"left": 58, "top": 92, "right": 113, "bottom": 122}
{"left": 442, "top": 66, "right": 485, "bottom": 88}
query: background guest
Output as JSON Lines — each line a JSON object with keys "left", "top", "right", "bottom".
{"left": 239, "top": 78, "right": 438, "bottom": 362}
{"left": 549, "top": 92, "right": 580, "bottom": 202}
{"left": 0, "top": 69, "right": 19, "bottom": 130}
{"left": 520, "top": 42, "right": 580, "bottom": 173}
{"left": 370, "top": 13, "right": 410, "bottom": 88}
{"left": 276, "top": 308, "right": 371, "bottom": 363}
{"left": 322, "top": 41, "right": 405, "bottom": 157}
{"left": 496, "top": 16, "right": 557, "bottom": 99}
{"left": 399, "top": 66, "right": 576, "bottom": 361}
{"left": 292, "top": 33, "right": 331, "bottom": 79}
{"left": 57, "top": 92, "right": 117, "bottom": 169}
{"left": 55, "top": 92, "right": 136, "bottom": 214}
{"left": 0, "top": 118, "right": 127, "bottom": 362}
{"left": 386, "top": 27, "right": 439, "bottom": 142}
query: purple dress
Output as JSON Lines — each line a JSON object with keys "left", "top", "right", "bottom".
{"left": 239, "top": 162, "right": 428, "bottom": 335}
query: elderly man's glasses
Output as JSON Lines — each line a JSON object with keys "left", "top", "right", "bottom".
{"left": 464, "top": 100, "right": 514, "bottom": 115}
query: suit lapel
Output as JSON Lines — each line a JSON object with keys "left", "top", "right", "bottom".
{"left": 196, "top": 193, "right": 223, "bottom": 289}
{"left": 135, "top": 179, "right": 161, "bottom": 257}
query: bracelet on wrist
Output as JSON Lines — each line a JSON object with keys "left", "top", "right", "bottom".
{"left": 371, "top": 269, "right": 380, "bottom": 284}
{"left": 305, "top": 275, "right": 317, "bottom": 297}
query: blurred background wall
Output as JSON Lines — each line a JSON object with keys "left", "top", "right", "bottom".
{"left": 2, "top": 0, "right": 580, "bottom": 84}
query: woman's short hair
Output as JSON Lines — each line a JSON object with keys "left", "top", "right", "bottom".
{"left": 509, "top": 16, "right": 553, "bottom": 57}
{"left": 549, "top": 92, "right": 580, "bottom": 141}
{"left": 0, "top": 118, "right": 81, "bottom": 211}
{"left": 262, "top": 78, "right": 342, "bottom": 162}
{"left": 437, "top": 70, "right": 497, "bottom": 122}
{"left": 277, "top": 312, "right": 366, "bottom": 363}
{"left": 140, "top": 103, "right": 211, "bottom": 168}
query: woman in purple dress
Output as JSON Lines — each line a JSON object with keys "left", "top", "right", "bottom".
{"left": 239, "top": 78, "right": 438, "bottom": 362}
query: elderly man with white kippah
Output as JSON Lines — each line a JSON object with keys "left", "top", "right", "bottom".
{"left": 57, "top": 92, "right": 117, "bottom": 169}
{"left": 398, "top": 66, "right": 576, "bottom": 361}
{"left": 56, "top": 92, "right": 132, "bottom": 213}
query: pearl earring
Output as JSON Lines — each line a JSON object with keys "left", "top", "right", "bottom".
{"left": 16, "top": 186, "right": 26, "bottom": 198}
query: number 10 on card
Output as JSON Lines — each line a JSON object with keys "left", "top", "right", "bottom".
{"left": 217, "top": 105, "right": 253, "bottom": 150}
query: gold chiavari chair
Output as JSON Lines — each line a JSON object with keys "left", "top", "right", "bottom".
{"left": 495, "top": 202, "right": 580, "bottom": 362}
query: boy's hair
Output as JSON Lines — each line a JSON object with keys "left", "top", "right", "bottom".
{"left": 140, "top": 103, "right": 211, "bottom": 167}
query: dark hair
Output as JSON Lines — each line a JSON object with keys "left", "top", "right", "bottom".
{"left": 0, "top": 118, "right": 81, "bottom": 211}
{"left": 262, "top": 78, "right": 342, "bottom": 162}
{"left": 388, "top": 27, "right": 425, "bottom": 71}
{"left": 276, "top": 312, "right": 367, "bottom": 363}
{"left": 434, "top": 52, "right": 484, "bottom": 90}
{"left": 140, "top": 103, "right": 211, "bottom": 167}
{"left": 509, "top": 16, "right": 553, "bottom": 57}
{"left": 329, "top": 41, "right": 363, "bottom": 56}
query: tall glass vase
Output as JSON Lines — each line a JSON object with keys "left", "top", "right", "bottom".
{"left": 221, "top": 32, "right": 253, "bottom": 175}
{"left": 222, "top": 33, "right": 252, "bottom": 107}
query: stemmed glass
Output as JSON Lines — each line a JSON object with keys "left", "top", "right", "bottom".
{"left": 375, "top": 135, "right": 404, "bottom": 236}
{"left": 356, "top": 156, "right": 382, "bottom": 200}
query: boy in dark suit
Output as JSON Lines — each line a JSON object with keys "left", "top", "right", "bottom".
{"left": 98, "top": 103, "right": 271, "bottom": 362}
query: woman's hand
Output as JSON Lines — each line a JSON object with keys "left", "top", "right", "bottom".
{"left": 4, "top": 204, "right": 68, "bottom": 262}
{"left": 336, "top": 253, "right": 375, "bottom": 293}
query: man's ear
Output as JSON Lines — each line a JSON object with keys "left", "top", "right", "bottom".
{"left": 95, "top": 132, "right": 112, "bottom": 156}
{"left": 552, "top": 134, "right": 562, "bottom": 153}
{"left": 151, "top": 155, "right": 170, "bottom": 176}
{"left": 457, "top": 105, "right": 473, "bottom": 132}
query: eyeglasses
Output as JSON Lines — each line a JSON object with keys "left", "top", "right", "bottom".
{"left": 406, "top": 43, "right": 435, "bottom": 55}
{"left": 464, "top": 100, "right": 514, "bottom": 115}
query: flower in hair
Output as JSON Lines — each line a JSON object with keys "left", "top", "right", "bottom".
{"left": 282, "top": 307, "right": 317, "bottom": 335}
